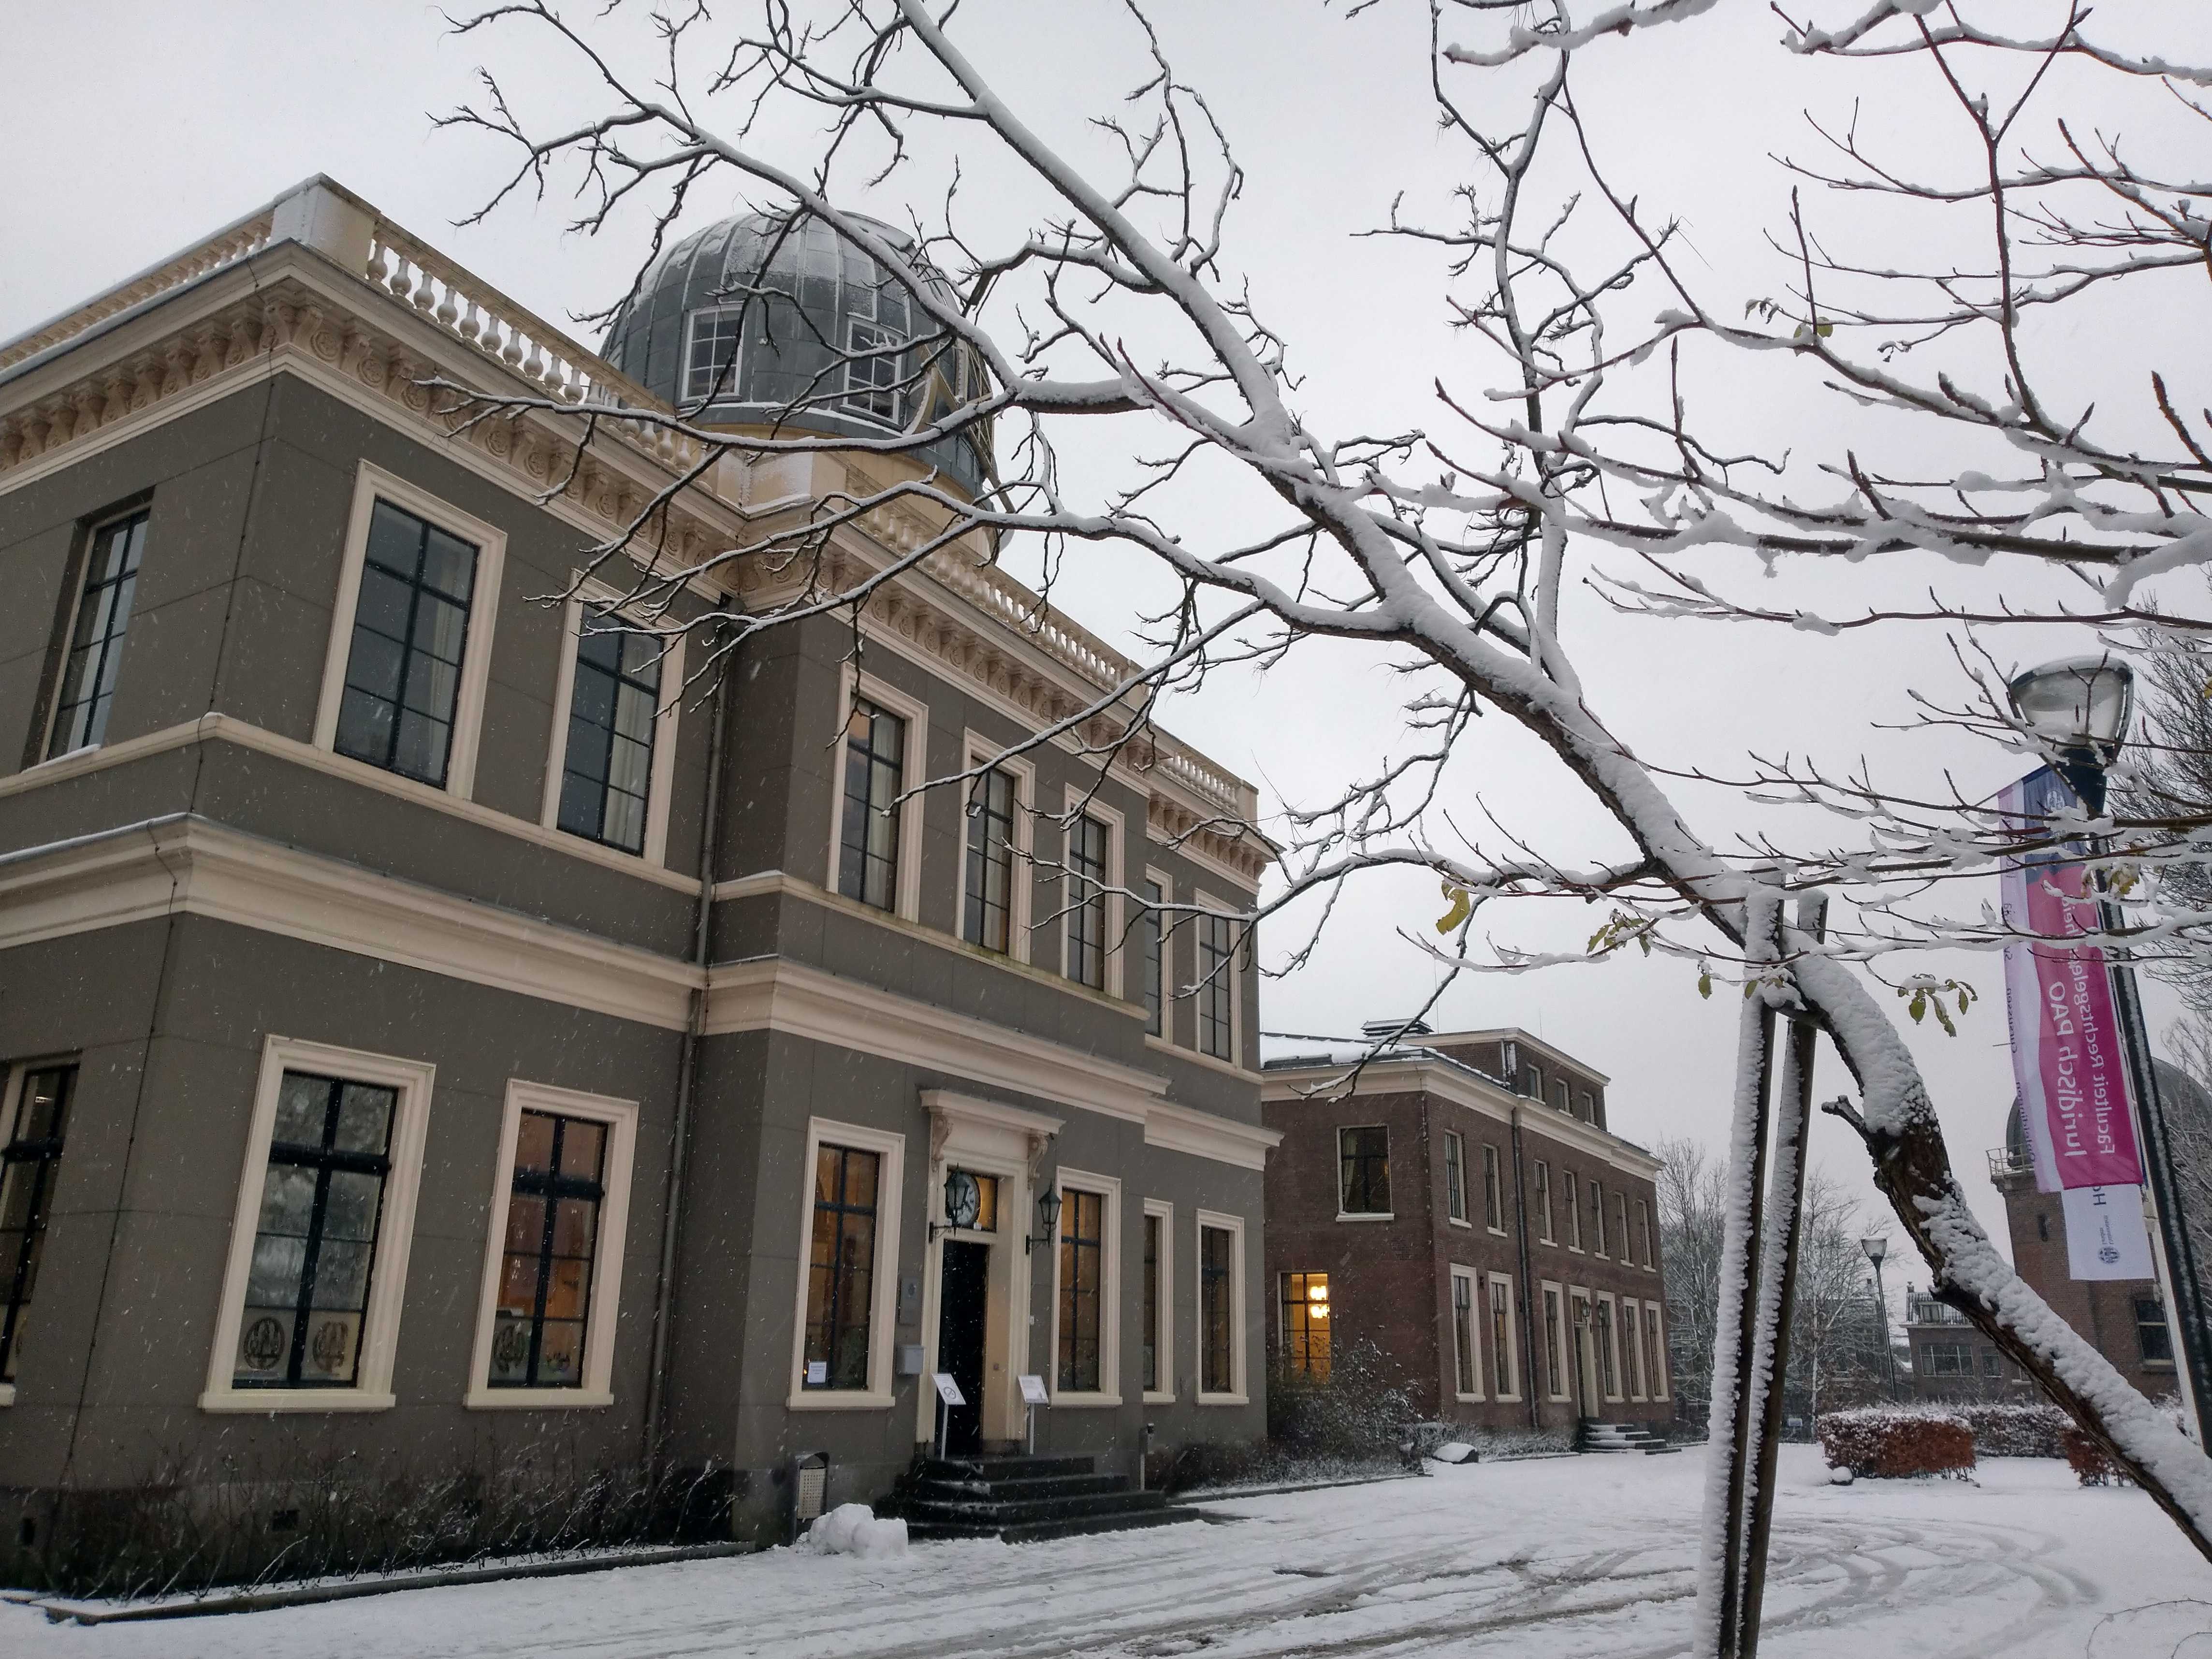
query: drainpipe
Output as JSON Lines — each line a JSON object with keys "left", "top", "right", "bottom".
{"left": 1508, "top": 1103, "right": 1539, "bottom": 1430}
{"left": 643, "top": 609, "right": 733, "bottom": 1474}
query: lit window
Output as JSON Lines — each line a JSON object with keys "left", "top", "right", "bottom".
{"left": 1281, "top": 1271, "right": 1331, "bottom": 1381}
{"left": 1443, "top": 1132, "right": 1467, "bottom": 1223}
{"left": 232, "top": 1072, "right": 398, "bottom": 1390}
{"left": 334, "top": 499, "right": 478, "bottom": 787}
{"left": 1339, "top": 1126, "right": 1390, "bottom": 1216}
{"left": 1058, "top": 1187, "right": 1106, "bottom": 1392}
{"left": 557, "top": 623, "right": 661, "bottom": 854}
{"left": 1198, "top": 913, "right": 1234, "bottom": 1060}
{"left": 1065, "top": 815, "right": 1109, "bottom": 990}
{"left": 803, "top": 1144, "right": 880, "bottom": 1389}
{"left": 47, "top": 509, "right": 148, "bottom": 757}
{"left": 837, "top": 699, "right": 905, "bottom": 911}
{"left": 0, "top": 1063, "right": 74, "bottom": 1388}
{"left": 486, "top": 1111, "right": 607, "bottom": 1389}
{"left": 684, "top": 308, "right": 745, "bottom": 406}
{"left": 962, "top": 768, "right": 1017, "bottom": 953}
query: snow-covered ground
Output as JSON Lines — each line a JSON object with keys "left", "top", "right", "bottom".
{"left": 7, "top": 1444, "right": 2209, "bottom": 1657}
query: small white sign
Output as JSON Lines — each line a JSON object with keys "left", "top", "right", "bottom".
{"left": 1019, "top": 1373, "right": 1049, "bottom": 1407}
{"left": 806, "top": 1360, "right": 828, "bottom": 1386}
{"left": 933, "top": 1371, "right": 966, "bottom": 1406}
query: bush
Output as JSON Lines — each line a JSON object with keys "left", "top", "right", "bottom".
{"left": 1816, "top": 1407, "right": 1976, "bottom": 1479}
{"left": 1268, "top": 1339, "right": 1418, "bottom": 1460}
{"left": 2061, "top": 1425, "right": 2130, "bottom": 1486}
{"left": 1948, "top": 1402, "right": 2070, "bottom": 1459}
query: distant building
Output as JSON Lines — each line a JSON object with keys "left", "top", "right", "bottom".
{"left": 1901, "top": 1288, "right": 2031, "bottom": 1403}
{"left": 1981, "top": 1062, "right": 2212, "bottom": 1403}
{"left": 1262, "top": 1026, "right": 1671, "bottom": 1439}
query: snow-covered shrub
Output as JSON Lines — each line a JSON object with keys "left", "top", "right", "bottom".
{"left": 1816, "top": 1407, "right": 1975, "bottom": 1479}
{"left": 1268, "top": 1339, "right": 1418, "bottom": 1460}
{"left": 803, "top": 1504, "right": 908, "bottom": 1557}
{"left": 1948, "top": 1402, "right": 2069, "bottom": 1459}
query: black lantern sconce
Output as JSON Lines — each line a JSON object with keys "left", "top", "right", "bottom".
{"left": 1027, "top": 1184, "right": 1063, "bottom": 1255}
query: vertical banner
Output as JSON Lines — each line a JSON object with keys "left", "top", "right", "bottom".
{"left": 1999, "top": 767, "right": 2155, "bottom": 1281}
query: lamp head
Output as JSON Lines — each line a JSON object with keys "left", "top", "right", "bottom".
{"left": 1860, "top": 1235, "right": 1887, "bottom": 1266}
{"left": 2007, "top": 657, "right": 2135, "bottom": 807}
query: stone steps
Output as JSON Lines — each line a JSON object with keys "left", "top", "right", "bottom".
{"left": 886, "top": 1452, "right": 1204, "bottom": 1543}
{"left": 1576, "top": 1419, "right": 1678, "bottom": 1455}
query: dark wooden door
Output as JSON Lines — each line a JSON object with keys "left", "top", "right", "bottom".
{"left": 938, "top": 1241, "right": 990, "bottom": 1454}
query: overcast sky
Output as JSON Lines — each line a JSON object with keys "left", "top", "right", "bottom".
{"left": 10, "top": 1, "right": 2211, "bottom": 1290}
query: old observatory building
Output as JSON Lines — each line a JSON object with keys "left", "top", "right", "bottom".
{"left": 0, "top": 177, "right": 1274, "bottom": 1568}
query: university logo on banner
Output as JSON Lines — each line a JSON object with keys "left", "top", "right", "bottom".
{"left": 1998, "top": 766, "right": 2155, "bottom": 1281}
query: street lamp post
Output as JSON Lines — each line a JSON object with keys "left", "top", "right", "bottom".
{"left": 2007, "top": 655, "right": 2212, "bottom": 1449}
{"left": 1860, "top": 1236, "right": 1897, "bottom": 1401}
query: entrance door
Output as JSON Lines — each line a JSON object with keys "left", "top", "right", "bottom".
{"left": 1572, "top": 1293, "right": 1598, "bottom": 1418}
{"left": 937, "top": 1240, "right": 990, "bottom": 1455}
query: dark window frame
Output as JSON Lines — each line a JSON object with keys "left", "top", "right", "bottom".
{"left": 233, "top": 1071, "right": 397, "bottom": 1390}
{"left": 1142, "top": 1209, "right": 1163, "bottom": 1393}
{"left": 1200, "top": 1223, "right": 1235, "bottom": 1395}
{"left": 1139, "top": 876, "right": 1164, "bottom": 1037}
{"left": 1057, "top": 1187, "right": 1106, "bottom": 1392}
{"left": 803, "top": 1143, "right": 881, "bottom": 1390}
{"left": 837, "top": 698, "right": 906, "bottom": 911}
{"left": 486, "top": 1109, "right": 608, "bottom": 1390}
{"left": 45, "top": 508, "right": 150, "bottom": 760}
{"left": 842, "top": 316, "right": 905, "bottom": 426}
{"left": 333, "top": 497, "right": 480, "bottom": 788}
{"left": 1451, "top": 1270, "right": 1477, "bottom": 1397}
{"left": 1338, "top": 1125, "right": 1391, "bottom": 1216}
{"left": 962, "top": 765, "right": 1018, "bottom": 954}
{"left": 1197, "top": 913, "right": 1234, "bottom": 1060}
{"left": 1488, "top": 1275, "right": 1513, "bottom": 1397}
{"left": 556, "top": 618, "right": 663, "bottom": 855}
{"left": 2138, "top": 1295, "right": 2175, "bottom": 1365}
{"left": 1534, "top": 1161, "right": 1553, "bottom": 1242}
{"left": 0, "top": 1062, "right": 75, "bottom": 1387}
{"left": 1065, "top": 814, "right": 1109, "bottom": 990}
{"left": 1443, "top": 1130, "right": 1467, "bottom": 1222}
{"left": 1482, "top": 1142, "right": 1504, "bottom": 1230}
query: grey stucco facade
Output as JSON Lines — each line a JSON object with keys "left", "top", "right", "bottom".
{"left": 0, "top": 180, "right": 1275, "bottom": 1573}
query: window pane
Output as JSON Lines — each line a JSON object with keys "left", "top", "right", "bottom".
{"left": 486, "top": 1111, "right": 611, "bottom": 1390}
{"left": 1201, "top": 1226, "right": 1233, "bottom": 1394}
{"left": 2, "top": 1066, "right": 75, "bottom": 1384}
{"left": 335, "top": 499, "right": 478, "bottom": 786}
{"left": 802, "top": 1144, "right": 879, "bottom": 1389}
{"left": 838, "top": 700, "right": 904, "bottom": 911}
{"left": 48, "top": 512, "right": 149, "bottom": 757}
{"left": 558, "top": 621, "right": 661, "bottom": 855}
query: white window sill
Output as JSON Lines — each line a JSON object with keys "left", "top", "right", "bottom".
{"left": 1143, "top": 1389, "right": 1177, "bottom": 1406}
{"left": 465, "top": 1388, "right": 613, "bottom": 1411}
{"left": 1494, "top": 1392, "right": 1523, "bottom": 1404}
{"left": 1050, "top": 1391, "right": 1123, "bottom": 1409}
{"left": 1566, "top": 1245, "right": 1585, "bottom": 1255}
{"left": 0, "top": 1384, "right": 14, "bottom": 1408}
{"left": 786, "top": 1389, "right": 896, "bottom": 1411}
{"left": 200, "top": 1389, "right": 395, "bottom": 1414}
{"left": 1453, "top": 1391, "right": 1484, "bottom": 1404}
{"left": 1447, "top": 1216, "right": 1471, "bottom": 1229}
{"left": 1195, "top": 1391, "right": 1248, "bottom": 1407}
{"left": 1337, "top": 1212, "right": 1394, "bottom": 1223}
{"left": 1486, "top": 1226, "right": 1509, "bottom": 1239}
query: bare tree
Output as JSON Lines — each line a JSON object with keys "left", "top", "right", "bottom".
{"left": 428, "top": 0, "right": 2212, "bottom": 1614}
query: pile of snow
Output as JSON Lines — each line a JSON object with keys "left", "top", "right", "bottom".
{"left": 803, "top": 1503, "right": 909, "bottom": 1558}
{"left": 1429, "top": 1442, "right": 1479, "bottom": 1465}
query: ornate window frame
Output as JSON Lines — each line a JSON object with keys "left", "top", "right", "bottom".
{"left": 201, "top": 1035, "right": 435, "bottom": 1413}
{"left": 463, "top": 1079, "right": 640, "bottom": 1410}
{"left": 313, "top": 462, "right": 507, "bottom": 802}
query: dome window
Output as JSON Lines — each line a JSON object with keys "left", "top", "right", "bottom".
{"left": 683, "top": 308, "right": 745, "bottom": 409}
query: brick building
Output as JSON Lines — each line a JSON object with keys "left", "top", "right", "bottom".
{"left": 1979, "top": 1062, "right": 2212, "bottom": 1404}
{"left": 1261, "top": 1025, "right": 1670, "bottom": 1435}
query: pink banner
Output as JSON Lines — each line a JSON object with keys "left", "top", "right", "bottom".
{"left": 1999, "top": 768, "right": 2144, "bottom": 1192}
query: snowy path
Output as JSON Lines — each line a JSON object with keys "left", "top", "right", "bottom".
{"left": 7, "top": 1446, "right": 2208, "bottom": 1658}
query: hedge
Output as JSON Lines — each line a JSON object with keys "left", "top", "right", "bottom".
{"left": 1816, "top": 1407, "right": 1977, "bottom": 1479}
{"left": 1945, "top": 1402, "right": 2070, "bottom": 1459}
